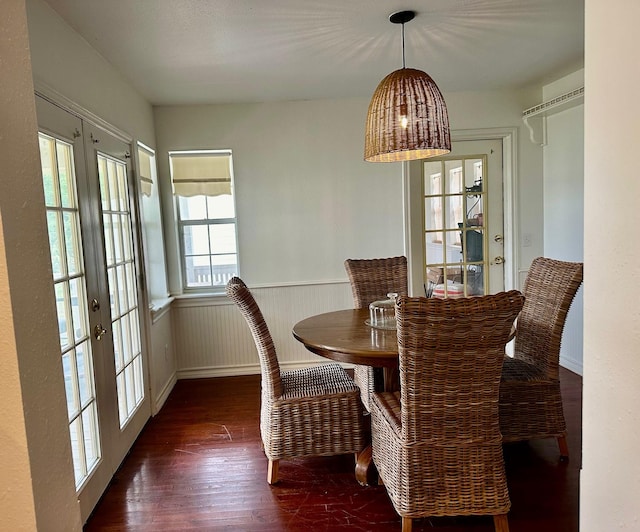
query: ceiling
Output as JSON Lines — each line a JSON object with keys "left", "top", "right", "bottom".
{"left": 42, "top": 0, "right": 584, "bottom": 106}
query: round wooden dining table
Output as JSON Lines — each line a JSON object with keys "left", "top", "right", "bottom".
{"left": 292, "top": 307, "right": 399, "bottom": 485}
{"left": 292, "top": 308, "right": 399, "bottom": 369}
{"left": 292, "top": 307, "right": 517, "bottom": 485}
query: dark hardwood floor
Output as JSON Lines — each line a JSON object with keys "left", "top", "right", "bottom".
{"left": 84, "top": 367, "right": 581, "bottom": 531}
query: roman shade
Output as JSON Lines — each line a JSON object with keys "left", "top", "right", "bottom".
{"left": 137, "top": 147, "right": 154, "bottom": 197}
{"left": 170, "top": 151, "right": 232, "bottom": 197}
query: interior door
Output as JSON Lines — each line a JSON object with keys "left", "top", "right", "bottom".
{"left": 36, "top": 96, "right": 150, "bottom": 522}
{"left": 417, "top": 139, "right": 504, "bottom": 296}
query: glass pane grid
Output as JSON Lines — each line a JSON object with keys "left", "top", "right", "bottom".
{"left": 97, "top": 152, "right": 145, "bottom": 429}
{"left": 82, "top": 405, "right": 100, "bottom": 474}
{"left": 116, "top": 355, "right": 145, "bottom": 428}
{"left": 178, "top": 193, "right": 238, "bottom": 290}
{"left": 40, "top": 132, "right": 100, "bottom": 490}
{"left": 424, "top": 155, "right": 488, "bottom": 298}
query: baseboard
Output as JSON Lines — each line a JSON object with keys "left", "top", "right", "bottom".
{"left": 176, "top": 360, "right": 354, "bottom": 380}
{"left": 560, "top": 356, "right": 583, "bottom": 376}
{"left": 152, "top": 373, "right": 177, "bottom": 415}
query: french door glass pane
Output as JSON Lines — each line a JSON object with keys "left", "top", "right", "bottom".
{"left": 38, "top": 132, "right": 101, "bottom": 489}
{"left": 424, "top": 156, "right": 488, "bottom": 298}
{"left": 96, "top": 153, "right": 144, "bottom": 428}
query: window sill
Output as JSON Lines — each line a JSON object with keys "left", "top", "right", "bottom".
{"left": 149, "top": 296, "right": 175, "bottom": 323}
{"left": 172, "top": 291, "right": 231, "bottom": 308}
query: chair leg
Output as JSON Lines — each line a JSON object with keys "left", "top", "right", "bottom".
{"left": 401, "top": 517, "right": 412, "bottom": 532}
{"left": 267, "top": 459, "right": 279, "bottom": 485}
{"left": 558, "top": 435, "right": 569, "bottom": 459}
{"left": 493, "top": 513, "right": 509, "bottom": 532}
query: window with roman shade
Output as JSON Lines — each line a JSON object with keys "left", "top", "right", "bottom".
{"left": 169, "top": 151, "right": 231, "bottom": 197}
{"left": 137, "top": 146, "right": 154, "bottom": 196}
{"left": 137, "top": 142, "right": 169, "bottom": 302}
{"left": 169, "top": 150, "right": 238, "bottom": 291}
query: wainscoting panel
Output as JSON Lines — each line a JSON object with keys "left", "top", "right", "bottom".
{"left": 173, "top": 281, "right": 353, "bottom": 378}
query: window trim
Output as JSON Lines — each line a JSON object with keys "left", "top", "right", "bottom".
{"left": 169, "top": 150, "right": 239, "bottom": 293}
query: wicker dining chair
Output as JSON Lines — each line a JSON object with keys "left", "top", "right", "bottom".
{"left": 499, "top": 257, "right": 583, "bottom": 458}
{"left": 344, "top": 256, "right": 408, "bottom": 410}
{"left": 225, "top": 277, "right": 366, "bottom": 484}
{"left": 370, "top": 291, "right": 525, "bottom": 532}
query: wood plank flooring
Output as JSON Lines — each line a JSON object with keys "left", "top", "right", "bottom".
{"left": 84, "top": 367, "right": 581, "bottom": 531}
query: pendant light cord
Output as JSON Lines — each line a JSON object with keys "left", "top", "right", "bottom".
{"left": 401, "top": 23, "right": 406, "bottom": 68}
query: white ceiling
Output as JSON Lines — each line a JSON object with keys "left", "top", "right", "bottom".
{"left": 42, "top": 0, "right": 584, "bottom": 106}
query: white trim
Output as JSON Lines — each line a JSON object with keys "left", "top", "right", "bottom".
{"left": 452, "top": 128, "right": 518, "bottom": 291}
{"left": 560, "top": 358, "right": 583, "bottom": 377}
{"left": 33, "top": 80, "right": 132, "bottom": 144}
{"left": 176, "top": 360, "right": 354, "bottom": 380}
{"left": 150, "top": 297, "right": 174, "bottom": 322}
{"left": 172, "top": 278, "right": 351, "bottom": 307}
{"left": 403, "top": 127, "right": 518, "bottom": 293}
{"left": 137, "top": 140, "right": 156, "bottom": 154}
{"left": 152, "top": 374, "right": 177, "bottom": 415}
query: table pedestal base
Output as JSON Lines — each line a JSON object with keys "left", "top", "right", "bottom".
{"left": 355, "top": 446, "right": 377, "bottom": 486}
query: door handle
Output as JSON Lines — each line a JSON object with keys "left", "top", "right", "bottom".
{"left": 493, "top": 256, "right": 505, "bottom": 265}
{"left": 94, "top": 324, "right": 108, "bottom": 341}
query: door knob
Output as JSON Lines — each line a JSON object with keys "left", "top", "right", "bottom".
{"left": 94, "top": 324, "right": 108, "bottom": 341}
{"left": 493, "top": 256, "right": 505, "bottom": 265}
{"left": 494, "top": 234, "right": 504, "bottom": 243}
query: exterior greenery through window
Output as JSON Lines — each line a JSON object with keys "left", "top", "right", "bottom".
{"left": 169, "top": 150, "right": 238, "bottom": 290}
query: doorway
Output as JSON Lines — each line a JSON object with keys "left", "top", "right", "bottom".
{"left": 403, "top": 131, "right": 517, "bottom": 297}
{"left": 36, "top": 96, "right": 150, "bottom": 522}
{"left": 422, "top": 140, "right": 504, "bottom": 297}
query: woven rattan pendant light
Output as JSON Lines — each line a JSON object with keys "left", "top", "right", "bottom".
{"left": 364, "top": 11, "right": 451, "bottom": 162}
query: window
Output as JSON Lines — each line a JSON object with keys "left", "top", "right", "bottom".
{"left": 423, "top": 156, "right": 487, "bottom": 297}
{"left": 137, "top": 143, "right": 170, "bottom": 302}
{"left": 169, "top": 150, "right": 238, "bottom": 290}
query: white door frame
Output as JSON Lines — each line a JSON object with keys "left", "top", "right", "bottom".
{"left": 402, "top": 127, "right": 518, "bottom": 296}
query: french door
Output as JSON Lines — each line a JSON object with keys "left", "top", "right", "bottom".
{"left": 409, "top": 139, "right": 505, "bottom": 297}
{"left": 36, "top": 96, "right": 150, "bottom": 522}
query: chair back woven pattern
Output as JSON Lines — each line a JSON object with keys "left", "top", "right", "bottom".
{"left": 398, "top": 291, "right": 524, "bottom": 443}
{"left": 514, "top": 257, "right": 583, "bottom": 379}
{"left": 344, "top": 256, "right": 408, "bottom": 309}
{"left": 371, "top": 291, "right": 524, "bottom": 519}
{"left": 345, "top": 256, "right": 408, "bottom": 411}
{"left": 225, "top": 277, "right": 283, "bottom": 399}
{"left": 226, "top": 277, "right": 365, "bottom": 465}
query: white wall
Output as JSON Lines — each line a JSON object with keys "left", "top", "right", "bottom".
{"left": 148, "top": 309, "right": 176, "bottom": 412}
{"left": 26, "top": 0, "right": 155, "bottom": 146}
{"left": 154, "top": 89, "right": 545, "bottom": 375}
{"left": 155, "top": 89, "right": 544, "bottom": 291}
{"left": 445, "top": 88, "right": 546, "bottom": 282}
{"left": 0, "top": 1, "right": 81, "bottom": 529}
{"left": 154, "top": 99, "right": 405, "bottom": 374}
{"left": 543, "top": 70, "right": 585, "bottom": 374}
{"left": 26, "top": 0, "right": 176, "bottom": 412}
{"left": 154, "top": 99, "right": 405, "bottom": 291}
{"left": 582, "top": 1, "right": 640, "bottom": 529}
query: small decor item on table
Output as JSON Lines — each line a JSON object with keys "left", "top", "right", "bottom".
{"left": 367, "top": 292, "right": 398, "bottom": 330}
{"left": 433, "top": 281, "right": 465, "bottom": 299}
